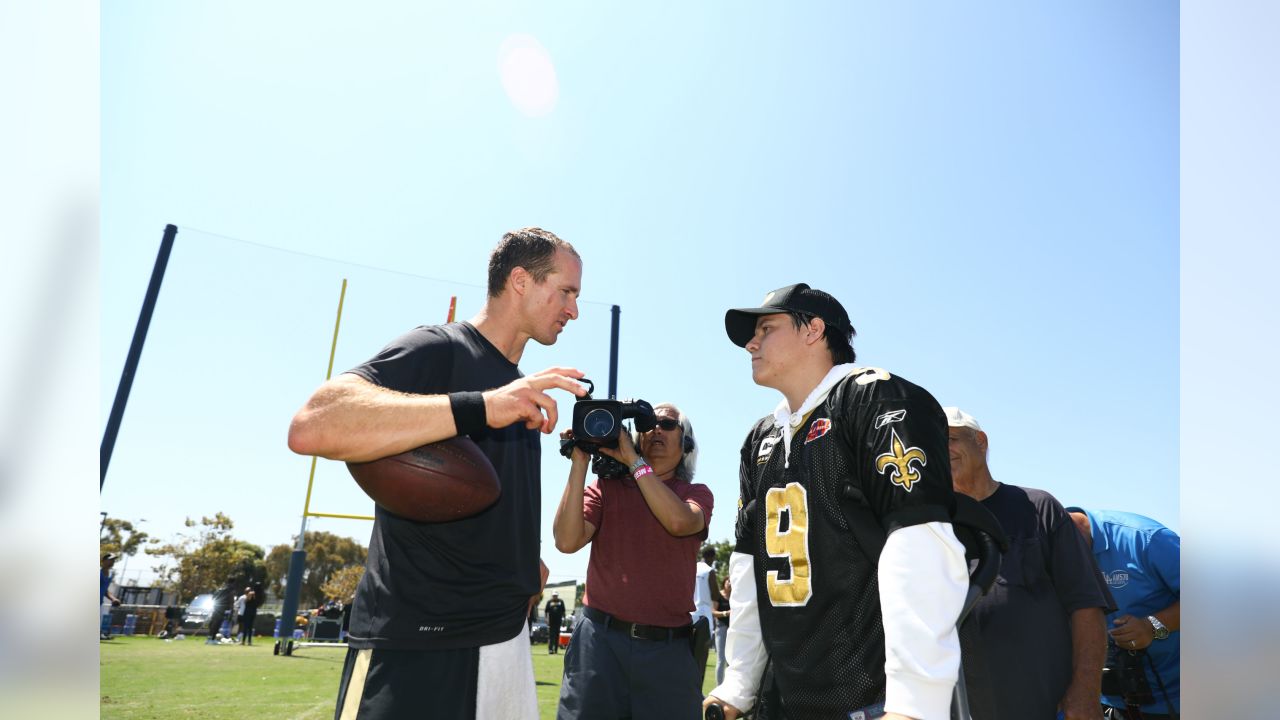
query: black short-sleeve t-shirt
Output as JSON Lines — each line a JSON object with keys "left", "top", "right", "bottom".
{"left": 964, "top": 484, "right": 1116, "bottom": 720}
{"left": 343, "top": 322, "right": 542, "bottom": 650}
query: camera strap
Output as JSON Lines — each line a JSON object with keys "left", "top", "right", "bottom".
{"left": 1143, "top": 652, "right": 1179, "bottom": 720}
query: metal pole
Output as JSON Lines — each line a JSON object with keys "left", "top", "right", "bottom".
{"left": 279, "top": 278, "right": 348, "bottom": 653}
{"left": 277, "top": 516, "right": 309, "bottom": 648}
{"left": 101, "top": 223, "right": 178, "bottom": 489}
{"left": 608, "top": 304, "right": 620, "bottom": 400}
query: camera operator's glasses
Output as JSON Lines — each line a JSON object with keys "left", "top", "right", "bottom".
{"left": 652, "top": 418, "right": 681, "bottom": 431}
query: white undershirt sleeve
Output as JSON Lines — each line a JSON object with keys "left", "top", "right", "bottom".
{"left": 879, "top": 521, "right": 969, "bottom": 720}
{"left": 707, "top": 551, "right": 768, "bottom": 714}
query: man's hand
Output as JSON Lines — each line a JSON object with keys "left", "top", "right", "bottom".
{"left": 1108, "top": 613, "right": 1155, "bottom": 650}
{"left": 702, "top": 696, "right": 742, "bottom": 720}
{"left": 484, "top": 367, "right": 586, "bottom": 433}
{"left": 560, "top": 429, "right": 591, "bottom": 467}
{"left": 597, "top": 428, "right": 640, "bottom": 467}
{"left": 528, "top": 559, "right": 550, "bottom": 618}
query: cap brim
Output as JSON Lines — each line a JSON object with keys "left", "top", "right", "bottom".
{"left": 725, "top": 307, "right": 786, "bottom": 347}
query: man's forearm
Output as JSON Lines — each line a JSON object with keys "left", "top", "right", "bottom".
{"left": 635, "top": 475, "right": 704, "bottom": 536}
{"left": 288, "top": 375, "right": 458, "bottom": 461}
{"left": 553, "top": 460, "right": 591, "bottom": 552}
{"left": 709, "top": 552, "right": 769, "bottom": 714}
{"left": 880, "top": 522, "right": 968, "bottom": 720}
{"left": 1065, "top": 606, "right": 1107, "bottom": 700}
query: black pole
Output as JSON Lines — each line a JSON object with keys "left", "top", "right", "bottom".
{"left": 101, "top": 224, "right": 178, "bottom": 490}
{"left": 277, "top": 545, "right": 308, "bottom": 651}
{"left": 608, "top": 305, "right": 620, "bottom": 400}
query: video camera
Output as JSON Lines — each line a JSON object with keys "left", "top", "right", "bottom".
{"left": 559, "top": 379, "right": 658, "bottom": 477}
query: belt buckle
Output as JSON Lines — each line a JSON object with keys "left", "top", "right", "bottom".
{"left": 629, "top": 623, "right": 643, "bottom": 640}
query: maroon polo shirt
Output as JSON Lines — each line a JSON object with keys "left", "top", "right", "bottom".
{"left": 581, "top": 473, "right": 714, "bottom": 628}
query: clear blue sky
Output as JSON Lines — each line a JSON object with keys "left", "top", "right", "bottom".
{"left": 100, "top": 2, "right": 1178, "bottom": 590}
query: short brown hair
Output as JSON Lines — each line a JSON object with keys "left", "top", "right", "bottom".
{"left": 487, "top": 227, "right": 579, "bottom": 298}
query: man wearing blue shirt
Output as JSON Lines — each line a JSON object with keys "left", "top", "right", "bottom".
{"left": 1068, "top": 509, "right": 1180, "bottom": 719}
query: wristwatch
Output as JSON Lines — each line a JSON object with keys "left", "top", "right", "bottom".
{"left": 1147, "top": 615, "right": 1170, "bottom": 640}
{"left": 628, "top": 456, "right": 648, "bottom": 474}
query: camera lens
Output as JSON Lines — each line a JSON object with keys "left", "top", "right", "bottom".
{"left": 582, "top": 408, "right": 616, "bottom": 438}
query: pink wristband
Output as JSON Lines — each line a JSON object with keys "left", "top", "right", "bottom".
{"left": 632, "top": 464, "right": 654, "bottom": 481}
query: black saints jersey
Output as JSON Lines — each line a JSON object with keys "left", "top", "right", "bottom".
{"left": 734, "top": 366, "right": 956, "bottom": 719}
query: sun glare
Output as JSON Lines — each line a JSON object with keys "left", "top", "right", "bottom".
{"left": 498, "top": 34, "right": 559, "bottom": 117}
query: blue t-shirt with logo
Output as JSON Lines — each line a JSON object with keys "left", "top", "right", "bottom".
{"left": 1073, "top": 508, "right": 1179, "bottom": 714}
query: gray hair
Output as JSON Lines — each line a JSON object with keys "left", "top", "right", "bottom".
{"left": 653, "top": 402, "right": 698, "bottom": 481}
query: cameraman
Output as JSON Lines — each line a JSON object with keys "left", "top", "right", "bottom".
{"left": 553, "top": 403, "right": 714, "bottom": 720}
{"left": 1069, "top": 509, "right": 1180, "bottom": 719}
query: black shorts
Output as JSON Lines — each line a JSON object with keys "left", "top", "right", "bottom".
{"left": 334, "top": 629, "right": 536, "bottom": 720}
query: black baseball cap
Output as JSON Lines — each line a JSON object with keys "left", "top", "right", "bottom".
{"left": 724, "top": 283, "right": 853, "bottom": 347}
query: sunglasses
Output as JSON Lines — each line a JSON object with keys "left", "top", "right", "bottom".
{"left": 652, "top": 418, "right": 681, "bottom": 431}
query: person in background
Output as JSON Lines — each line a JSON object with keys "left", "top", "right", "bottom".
{"left": 1068, "top": 508, "right": 1180, "bottom": 719}
{"left": 100, "top": 553, "right": 122, "bottom": 641}
{"left": 238, "top": 587, "right": 259, "bottom": 645}
{"left": 206, "top": 576, "right": 238, "bottom": 645}
{"left": 545, "top": 592, "right": 566, "bottom": 655}
{"left": 233, "top": 588, "right": 248, "bottom": 637}
{"left": 946, "top": 406, "right": 1113, "bottom": 720}
{"left": 692, "top": 545, "right": 723, "bottom": 690}
{"left": 713, "top": 575, "right": 732, "bottom": 686}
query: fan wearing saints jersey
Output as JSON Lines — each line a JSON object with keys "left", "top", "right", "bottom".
{"left": 705, "top": 284, "right": 970, "bottom": 720}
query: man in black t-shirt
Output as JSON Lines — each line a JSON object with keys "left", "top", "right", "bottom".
{"left": 945, "top": 407, "right": 1113, "bottom": 720}
{"left": 706, "top": 284, "right": 970, "bottom": 720}
{"left": 289, "top": 227, "right": 587, "bottom": 720}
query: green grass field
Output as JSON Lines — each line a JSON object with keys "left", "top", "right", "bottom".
{"left": 100, "top": 635, "right": 718, "bottom": 719}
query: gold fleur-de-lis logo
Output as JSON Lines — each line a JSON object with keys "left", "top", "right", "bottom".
{"left": 875, "top": 429, "right": 927, "bottom": 492}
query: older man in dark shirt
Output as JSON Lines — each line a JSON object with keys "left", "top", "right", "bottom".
{"left": 945, "top": 407, "right": 1114, "bottom": 720}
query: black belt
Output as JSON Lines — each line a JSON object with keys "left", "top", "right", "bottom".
{"left": 584, "top": 606, "right": 693, "bottom": 641}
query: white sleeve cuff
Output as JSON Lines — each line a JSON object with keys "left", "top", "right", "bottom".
{"left": 879, "top": 521, "right": 969, "bottom": 719}
{"left": 707, "top": 551, "right": 767, "bottom": 713}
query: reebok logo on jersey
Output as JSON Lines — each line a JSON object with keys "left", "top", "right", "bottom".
{"left": 805, "top": 418, "right": 832, "bottom": 443}
{"left": 874, "top": 409, "right": 907, "bottom": 429}
{"left": 875, "top": 429, "right": 927, "bottom": 492}
{"left": 757, "top": 433, "right": 781, "bottom": 464}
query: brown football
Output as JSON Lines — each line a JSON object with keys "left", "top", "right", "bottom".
{"left": 346, "top": 436, "right": 501, "bottom": 522}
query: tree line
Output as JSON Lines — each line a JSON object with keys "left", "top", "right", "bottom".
{"left": 101, "top": 513, "right": 367, "bottom": 609}
{"left": 103, "top": 514, "right": 737, "bottom": 611}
